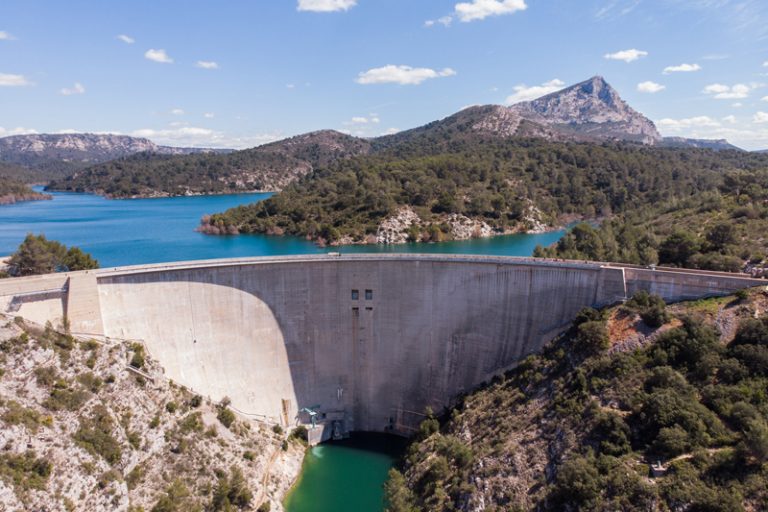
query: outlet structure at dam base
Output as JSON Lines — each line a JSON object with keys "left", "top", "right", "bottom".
{"left": 0, "top": 254, "right": 764, "bottom": 443}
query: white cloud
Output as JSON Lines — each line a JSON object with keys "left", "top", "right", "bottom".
{"left": 116, "top": 34, "right": 135, "bottom": 44}
{"left": 454, "top": 0, "right": 527, "bottom": 22}
{"left": 504, "top": 79, "right": 565, "bottom": 104}
{"left": 203, "top": 112, "right": 215, "bottom": 118}
{"left": 144, "top": 49, "right": 173, "bottom": 64}
{"left": 0, "top": 73, "right": 31, "bottom": 87}
{"left": 297, "top": 0, "right": 356, "bottom": 12}
{"left": 382, "top": 128, "right": 400, "bottom": 135}
{"left": 703, "top": 83, "right": 751, "bottom": 99}
{"left": 637, "top": 81, "right": 665, "bottom": 93}
{"left": 604, "top": 48, "right": 648, "bottom": 63}
{"left": 425, "top": 16, "right": 454, "bottom": 27}
{"left": 663, "top": 63, "right": 701, "bottom": 74}
{"left": 657, "top": 116, "right": 721, "bottom": 130}
{"left": 763, "top": 96, "right": 768, "bottom": 102}
{"left": 356, "top": 65, "right": 456, "bottom": 85}
{"left": 732, "top": 102, "right": 743, "bottom": 108}
{"left": 723, "top": 115, "right": 737, "bottom": 124}
{"left": 754, "top": 112, "right": 768, "bottom": 124}
{"left": 346, "top": 116, "right": 381, "bottom": 125}
{"left": 170, "top": 108, "right": 185, "bottom": 116}
{"left": 130, "top": 126, "right": 282, "bottom": 149}
{"left": 286, "top": 83, "right": 296, "bottom": 89}
{"left": 0, "top": 126, "right": 37, "bottom": 137}
{"left": 0, "top": 31, "right": 16, "bottom": 41}
{"left": 196, "top": 60, "right": 218, "bottom": 69}
{"left": 764, "top": 61, "right": 768, "bottom": 67}
{"left": 60, "top": 82, "right": 85, "bottom": 95}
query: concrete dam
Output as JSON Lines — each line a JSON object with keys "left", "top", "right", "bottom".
{"left": 0, "top": 255, "right": 764, "bottom": 441}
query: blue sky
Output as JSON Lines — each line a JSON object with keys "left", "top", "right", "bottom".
{"left": 1, "top": 0, "right": 768, "bottom": 149}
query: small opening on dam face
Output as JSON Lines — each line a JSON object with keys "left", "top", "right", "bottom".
{"left": 284, "top": 432, "right": 407, "bottom": 512}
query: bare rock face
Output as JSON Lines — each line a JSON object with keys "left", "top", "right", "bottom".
{"left": 445, "top": 214, "right": 494, "bottom": 240}
{"left": 377, "top": 207, "right": 422, "bottom": 244}
{"left": 393, "top": 76, "right": 663, "bottom": 146}
{"left": 508, "top": 76, "right": 662, "bottom": 144}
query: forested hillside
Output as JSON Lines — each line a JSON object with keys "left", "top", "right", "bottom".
{"left": 201, "top": 136, "right": 768, "bottom": 250}
{"left": 386, "top": 289, "right": 768, "bottom": 511}
{"left": 47, "top": 130, "right": 371, "bottom": 198}
{"left": 533, "top": 169, "right": 768, "bottom": 274}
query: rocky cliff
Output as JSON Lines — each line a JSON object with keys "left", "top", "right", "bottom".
{"left": 0, "top": 316, "right": 304, "bottom": 511}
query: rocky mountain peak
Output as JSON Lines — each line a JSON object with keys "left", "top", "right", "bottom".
{"left": 500, "top": 76, "right": 662, "bottom": 144}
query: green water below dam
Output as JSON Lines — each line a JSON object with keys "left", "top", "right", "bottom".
{"left": 284, "top": 434, "right": 407, "bottom": 512}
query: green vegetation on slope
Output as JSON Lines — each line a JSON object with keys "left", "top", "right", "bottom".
{"left": 386, "top": 290, "right": 768, "bottom": 511}
{"left": 201, "top": 137, "right": 768, "bottom": 245}
{"left": 534, "top": 169, "right": 768, "bottom": 274}
{"left": 3, "top": 234, "right": 99, "bottom": 277}
{"left": 0, "top": 317, "right": 301, "bottom": 511}
{"left": 47, "top": 130, "right": 371, "bottom": 198}
{"left": 0, "top": 177, "right": 50, "bottom": 205}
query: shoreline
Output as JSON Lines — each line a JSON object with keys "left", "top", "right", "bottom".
{"left": 0, "top": 193, "right": 52, "bottom": 206}
{"left": 43, "top": 187, "right": 276, "bottom": 200}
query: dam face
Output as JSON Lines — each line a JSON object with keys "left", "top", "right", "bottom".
{"left": 0, "top": 255, "right": 763, "bottom": 440}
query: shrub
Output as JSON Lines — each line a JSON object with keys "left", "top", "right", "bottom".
{"left": 73, "top": 405, "right": 122, "bottom": 465}
{"left": 591, "top": 411, "right": 631, "bottom": 456}
{"left": 129, "top": 343, "right": 146, "bottom": 369}
{"left": 211, "top": 467, "right": 252, "bottom": 511}
{"left": 178, "top": 412, "right": 204, "bottom": 434}
{"left": 2, "top": 401, "right": 44, "bottom": 432}
{"left": 626, "top": 291, "right": 670, "bottom": 328}
{"left": 217, "top": 407, "right": 236, "bottom": 429}
{"left": 740, "top": 420, "right": 768, "bottom": 463}
{"left": 653, "top": 425, "right": 691, "bottom": 458}
{"left": 290, "top": 425, "right": 308, "bottom": 443}
{"left": 165, "top": 401, "right": 178, "bottom": 414}
{"left": 151, "top": 479, "right": 192, "bottom": 512}
{"left": 44, "top": 386, "right": 90, "bottom": 412}
{"left": 551, "top": 455, "right": 601, "bottom": 509}
{"left": 575, "top": 321, "right": 610, "bottom": 355}
{"left": 0, "top": 451, "right": 52, "bottom": 493}
{"left": 35, "top": 366, "right": 58, "bottom": 388}
{"left": 76, "top": 372, "right": 103, "bottom": 393}
{"left": 732, "top": 318, "right": 768, "bottom": 346}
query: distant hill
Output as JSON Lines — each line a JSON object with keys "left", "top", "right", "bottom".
{"left": 0, "top": 133, "right": 228, "bottom": 182}
{"left": 48, "top": 130, "right": 371, "bottom": 198}
{"left": 45, "top": 76, "right": 747, "bottom": 200}
{"left": 660, "top": 137, "right": 743, "bottom": 151}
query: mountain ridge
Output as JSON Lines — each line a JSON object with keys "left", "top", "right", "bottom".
{"left": 36, "top": 76, "right": 745, "bottom": 198}
{"left": 0, "top": 133, "right": 230, "bottom": 181}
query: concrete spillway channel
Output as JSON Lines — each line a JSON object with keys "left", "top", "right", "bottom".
{"left": 0, "top": 254, "right": 763, "bottom": 443}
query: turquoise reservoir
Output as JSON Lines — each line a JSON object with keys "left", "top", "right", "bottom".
{"left": 0, "top": 190, "right": 565, "bottom": 266}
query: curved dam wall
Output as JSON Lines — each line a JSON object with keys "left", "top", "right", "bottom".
{"left": 0, "top": 255, "right": 764, "bottom": 439}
